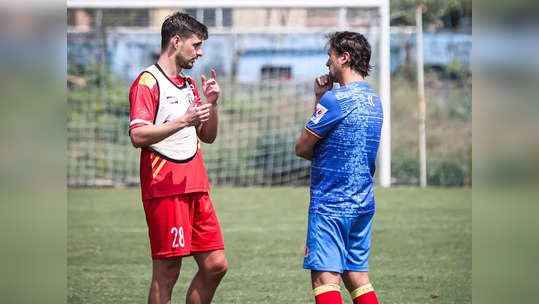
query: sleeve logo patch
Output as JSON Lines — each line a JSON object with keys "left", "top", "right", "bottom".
{"left": 310, "top": 103, "right": 328, "bottom": 124}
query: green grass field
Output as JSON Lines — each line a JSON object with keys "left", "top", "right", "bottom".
{"left": 68, "top": 187, "right": 470, "bottom": 303}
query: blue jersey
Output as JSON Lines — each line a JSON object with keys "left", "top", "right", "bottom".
{"left": 305, "top": 81, "right": 383, "bottom": 217}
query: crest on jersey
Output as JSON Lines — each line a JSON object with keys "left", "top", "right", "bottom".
{"left": 368, "top": 95, "right": 375, "bottom": 107}
{"left": 310, "top": 103, "right": 328, "bottom": 124}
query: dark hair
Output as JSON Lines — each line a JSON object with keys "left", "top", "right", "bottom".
{"left": 161, "top": 12, "right": 208, "bottom": 51}
{"left": 327, "top": 31, "right": 372, "bottom": 77}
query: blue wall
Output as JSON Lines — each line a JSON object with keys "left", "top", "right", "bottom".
{"left": 67, "top": 32, "right": 471, "bottom": 84}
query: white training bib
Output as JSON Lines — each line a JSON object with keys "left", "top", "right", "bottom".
{"left": 145, "top": 64, "right": 198, "bottom": 162}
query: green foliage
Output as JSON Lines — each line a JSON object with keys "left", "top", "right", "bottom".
{"left": 390, "top": 0, "right": 472, "bottom": 30}
{"left": 445, "top": 58, "right": 469, "bottom": 77}
{"left": 390, "top": 68, "right": 470, "bottom": 187}
{"left": 392, "top": 153, "right": 467, "bottom": 186}
{"left": 68, "top": 62, "right": 130, "bottom": 109}
{"left": 428, "top": 157, "right": 466, "bottom": 187}
{"left": 466, "top": 143, "right": 472, "bottom": 186}
{"left": 254, "top": 130, "right": 310, "bottom": 186}
{"left": 68, "top": 63, "right": 132, "bottom": 184}
{"left": 391, "top": 153, "right": 420, "bottom": 185}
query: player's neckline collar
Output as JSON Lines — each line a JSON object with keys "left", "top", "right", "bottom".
{"left": 338, "top": 81, "right": 369, "bottom": 90}
{"left": 344, "top": 81, "right": 368, "bottom": 87}
{"left": 154, "top": 63, "right": 189, "bottom": 89}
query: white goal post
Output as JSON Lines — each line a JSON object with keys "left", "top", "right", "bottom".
{"left": 67, "top": 0, "right": 392, "bottom": 187}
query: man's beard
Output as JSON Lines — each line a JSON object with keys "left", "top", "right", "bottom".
{"left": 176, "top": 55, "right": 194, "bottom": 69}
{"left": 328, "top": 70, "right": 336, "bottom": 83}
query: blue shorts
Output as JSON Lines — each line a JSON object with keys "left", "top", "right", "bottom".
{"left": 303, "top": 212, "right": 373, "bottom": 273}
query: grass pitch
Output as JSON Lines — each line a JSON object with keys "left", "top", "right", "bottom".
{"left": 68, "top": 187, "right": 470, "bottom": 303}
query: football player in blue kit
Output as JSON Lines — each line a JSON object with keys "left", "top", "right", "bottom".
{"left": 295, "top": 31, "right": 383, "bottom": 304}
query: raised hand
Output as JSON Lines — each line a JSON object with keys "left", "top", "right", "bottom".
{"left": 183, "top": 102, "right": 212, "bottom": 127}
{"left": 314, "top": 74, "right": 333, "bottom": 101}
{"left": 201, "top": 69, "right": 220, "bottom": 105}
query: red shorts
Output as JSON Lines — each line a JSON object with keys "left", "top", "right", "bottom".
{"left": 143, "top": 192, "right": 225, "bottom": 259}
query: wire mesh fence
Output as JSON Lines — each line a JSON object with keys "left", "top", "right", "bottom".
{"left": 67, "top": 7, "right": 382, "bottom": 187}
{"left": 67, "top": 39, "right": 316, "bottom": 187}
{"left": 67, "top": 7, "right": 472, "bottom": 187}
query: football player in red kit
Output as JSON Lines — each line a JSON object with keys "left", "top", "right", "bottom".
{"left": 129, "top": 12, "right": 226, "bottom": 304}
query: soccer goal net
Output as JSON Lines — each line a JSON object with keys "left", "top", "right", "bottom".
{"left": 67, "top": 1, "right": 390, "bottom": 187}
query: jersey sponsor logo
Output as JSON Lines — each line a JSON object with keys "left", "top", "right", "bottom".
{"left": 166, "top": 96, "right": 178, "bottom": 104}
{"left": 310, "top": 103, "right": 328, "bottom": 124}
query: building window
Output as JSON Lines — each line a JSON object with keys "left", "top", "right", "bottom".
{"left": 203, "top": 9, "right": 216, "bottom": 27}
{"left": 261, "top": 65, "right": 292, "bottom": 81}
{"left": 184, "top": 8, "right": 233, "bottom": 28}
{"left": 223, "top": 8, "right": 232, "bottom": 27}
{"left": 185, "top": 9, "right": 197, "bottom": 19}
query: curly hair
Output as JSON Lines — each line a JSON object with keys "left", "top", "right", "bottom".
{"left": 161, "top": 12, "right": 208, "bottom": 51}
{"left": 327, "top": 31, "right": 373, "bottom": 77}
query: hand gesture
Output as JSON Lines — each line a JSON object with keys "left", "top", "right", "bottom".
{"left": 314, "top": 74, "right": 333, "bottom": 101}
{"left": 183, "top": 102, "right": 212, "bottom": 127}
{"left": 201, "top": 69, "right": 220, "bottom": 105}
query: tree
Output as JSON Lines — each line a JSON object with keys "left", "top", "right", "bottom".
{"left": 390, "top": 0, "right": 471, "bottom": 30}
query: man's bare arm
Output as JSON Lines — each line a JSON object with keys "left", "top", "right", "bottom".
{"left": 196, "top": 69, "right": 220, "bottom": 144}
{"left": 295, "top": 129, "right": 320, "bottom": 161}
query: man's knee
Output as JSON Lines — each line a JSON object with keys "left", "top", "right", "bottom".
{"left": 203, "top": 257, "right": 228, "bottom": 279}
{"left": 211, "top": 258, "right": 229, "bottom": 278}
{"left": 311, "top": 271, "right": 341, "bottom": 288}
{"left": 342, "top": 271, "right": 370, "bottom": 291}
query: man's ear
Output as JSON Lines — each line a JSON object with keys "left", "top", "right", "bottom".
{"left": 173, "top": 35, "right": 181, "bottom": 49}
{"left": 340, "top": 52, "right": 351, "bottom": 65}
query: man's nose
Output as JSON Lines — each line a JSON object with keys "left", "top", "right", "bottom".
{"left": 197, "top": 49, "right": 203, "bottom": 57}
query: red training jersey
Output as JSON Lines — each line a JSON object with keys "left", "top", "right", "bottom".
{"left": 129, "top": 70, "right": 210, "bottom": 200}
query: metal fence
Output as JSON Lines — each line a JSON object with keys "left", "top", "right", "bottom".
{"left": 67, "top": 36, "right": 316, "bottom": 186}
{"left": 67, "top": 20, "right": 472, "bottom": 187}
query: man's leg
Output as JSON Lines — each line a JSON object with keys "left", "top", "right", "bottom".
{"left": 148, "top": 257, "right": 182, "bottom": 304}
{"left": 311, "top": 271, "right": 343, "bottom": 304}
{"left": 186, "top": 250, "right": 228, "bottom": 304}
{"left": 342, "top": 271, "right": 379, "bottom": 304}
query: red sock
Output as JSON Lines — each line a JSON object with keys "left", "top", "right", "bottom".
{"left": 351, "top": 283, "right": 379, "bottom": 304}
{"left": 313, "top": 284, "right": 343, "bottom": 304}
